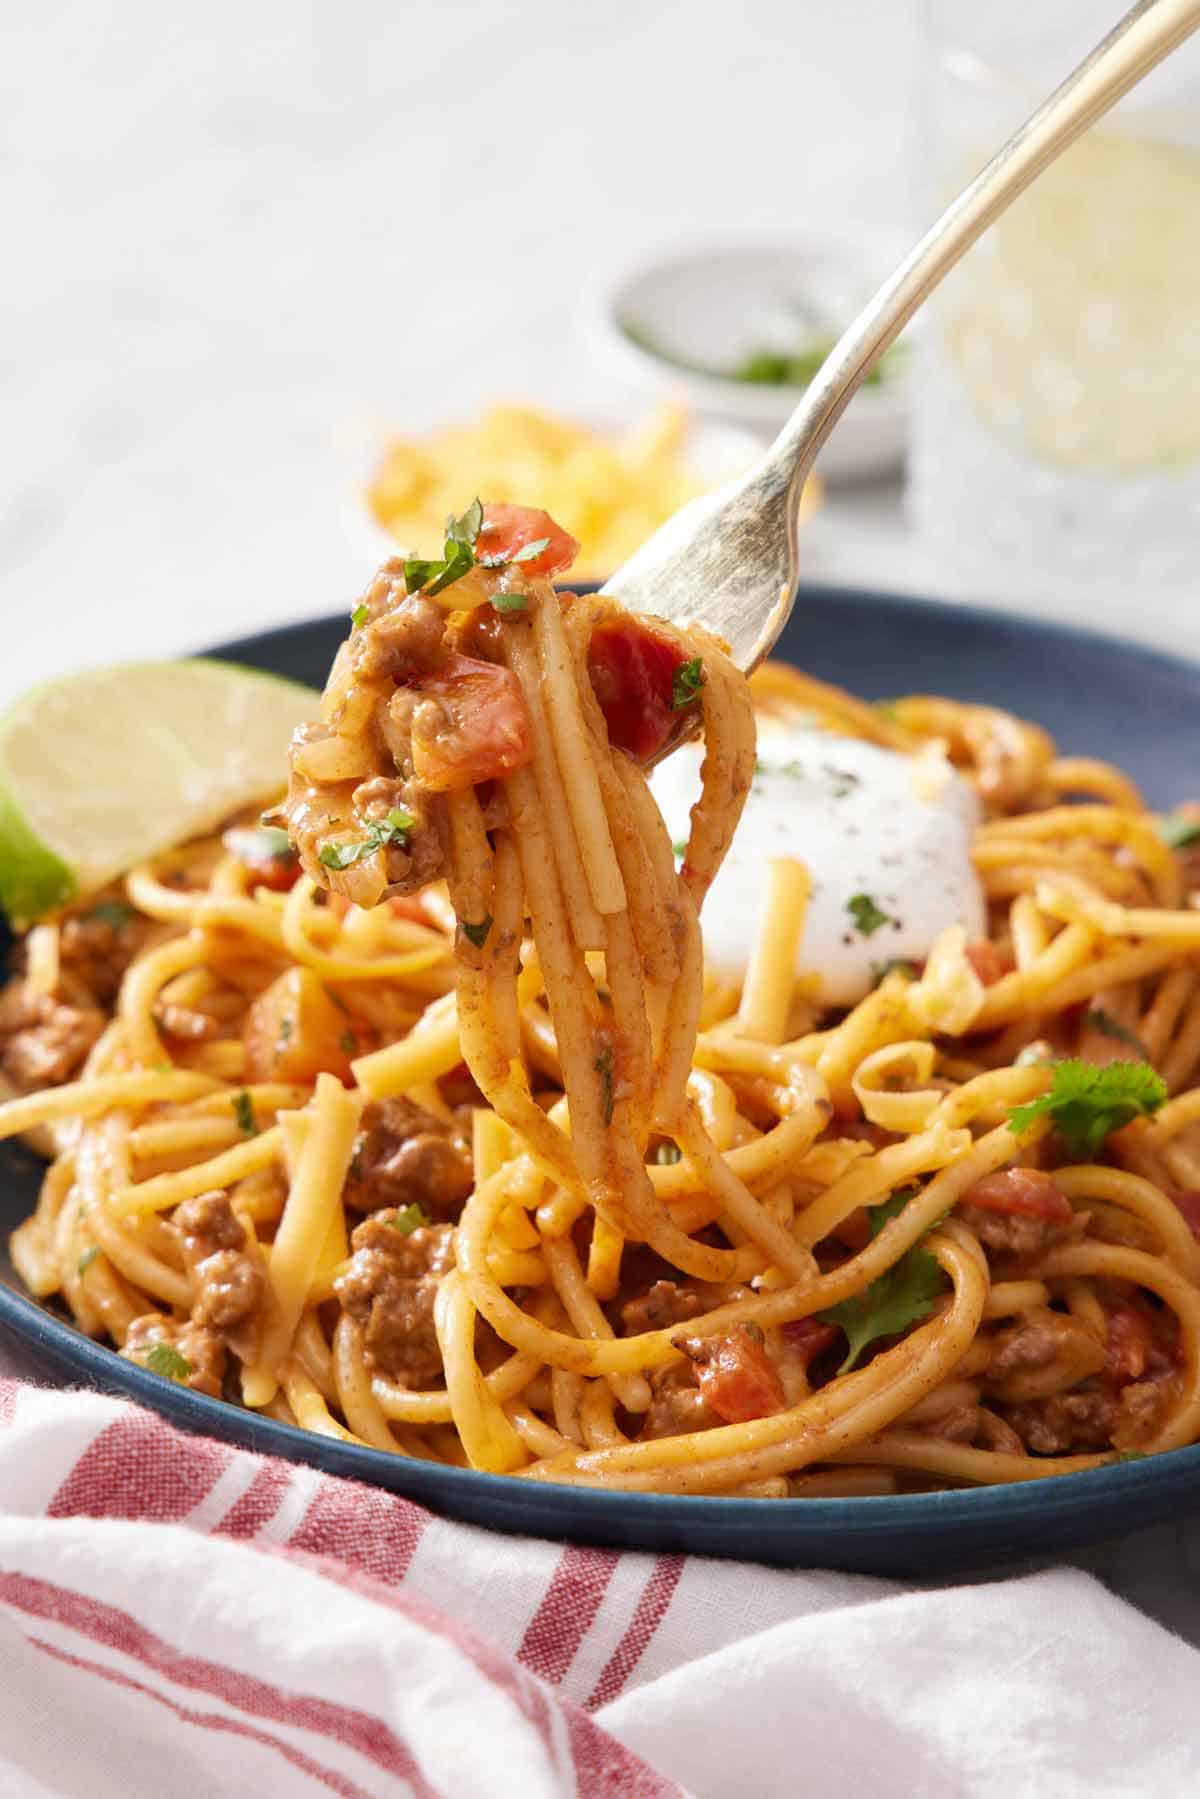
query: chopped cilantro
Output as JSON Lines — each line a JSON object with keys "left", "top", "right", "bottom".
{"left": 77, "top": 1246, "right": 101, "bottom": 1277}
{"left": 671, "top": 840, "right": 688, "bottom": 861}
{"left": 447, "top": 498, "right": 484, "bottom": 544}
{"left": 85, "top": 899, "right": 135, "bottom": 929}
{"left": 350, "top": 603, "right": 369, "bottom": 629}
{"left": 461, "top": 914, "right": 493, "bottom": 949}
{"left": 818, "top": 1188, "right": 944, "bottom": 1373}
{"left": 871, "top": 958, "right": 917, "bottom": 987}
{"left": 483, "top": 535, "right": 551, "bottom": 570}
{"left": 403, "top": 497, "right": 484, "bottom": 598}
{"left": 594, "top": 1044, "right": 615, "bottom": 1124}
{"left": 492, "top": 591, "right": 530, "bottom": 614}
{"left": 822, "top": 764, "right": 860, "bottom": 799}
{"left": 318, "top": 809, "right": 415, "bottom": 871}
{"left": 1084, "top": 1009, "right": 1150, "bottom": 1062}
{"left": 670, "top": 658, "right": 706, "bottom": 711}
{"left": 1159, "top": 813, "right": 1200, "bottom": 850}
{"left": 232, "top": 1090, "right": 257, "bottom": 1135}
{"left": 144, "top": 1343, "right": 192, "bottom": 1382}
{"left": 654, "top": 1141, "right": 682, "bottom": 1165}
{"left": 847, "top": 893, "right": 891, "bottom": 937}
{"left": 1008, "top": 1058, "right": 1167, "bottom": 1158}
{"left": 339, "top": 1030, "right": 357, "bottom": 1056}
{"left": 1116, "top": 1449, "right": 1148, "bottom": 1463}
{"left": 388, "top": 1203, "right": 429, "bottom": 1235}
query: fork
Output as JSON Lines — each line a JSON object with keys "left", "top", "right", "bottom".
{"left": 602, "top": 0, "right": 1200, "bottom": 674}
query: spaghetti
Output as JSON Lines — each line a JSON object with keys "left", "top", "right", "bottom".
{"left": 5, "top": 501, "right": 1200, "bottom": 1499}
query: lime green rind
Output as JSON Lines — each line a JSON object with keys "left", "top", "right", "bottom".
{"left": 0, "top": 773, "right": 77, "bottom": 927}
{"left": 0, "top": 657, "right": 319, "bottom": 928}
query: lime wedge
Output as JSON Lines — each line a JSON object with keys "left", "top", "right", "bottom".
{"left": 0, "top": 659, "right": 319, "bottom": 925}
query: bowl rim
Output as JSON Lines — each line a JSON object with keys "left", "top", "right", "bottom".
{"left": 5, "top": 581, "right": 1200, "bottom": 1548}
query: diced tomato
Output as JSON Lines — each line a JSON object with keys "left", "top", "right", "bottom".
{"left": 962, "top": 1167, "right": 1074, "bottom": 1223}
{"left": 687, "top": 1324, "right": 785, "bottom": 1424}
{"left": 411, "top": 653, "right": 532, "bottom": 792}
{"left": 478, "top": 504, "right": 579, "bottom": 579}
{"left": 1169, "top": 1189, "right": 1200, "bottom": 1242}
{"left": 222, "top": 825, "right": 300, "bottom": 893}
{"left": 587, "top": 619, "right": 693, "bottom": 762}
{"left": 965, "top": 939, "right": 1010, "bottom": 986}
{"left": 243, "top": 967, "right": 355, "bottom": 1084}
{"left": 1105, "top": 1307, "right": 1154, "bottom": 1387}
{"left": 781, "top": 1317, "right": 841, "bottom": 1369}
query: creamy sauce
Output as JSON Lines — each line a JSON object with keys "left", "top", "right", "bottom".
{"left": 651, "top": 726, "right": 985, "bottom": 1006}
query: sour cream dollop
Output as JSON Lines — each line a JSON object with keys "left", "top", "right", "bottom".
{"left": 651, "top": 727, "right": 986, "bottom": 1006}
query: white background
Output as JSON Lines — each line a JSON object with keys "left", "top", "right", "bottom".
{"left": 1, "top": 0, "right": 935, "bottom": 705}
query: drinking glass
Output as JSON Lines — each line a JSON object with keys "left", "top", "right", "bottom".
{"left": 909, "top": 4, "right": 1200, "bottom": 636}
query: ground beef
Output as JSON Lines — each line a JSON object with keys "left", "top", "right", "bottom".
{"left": 334, "top": 1216, "right": 455, "bottom": 1385}
{"left": 1002, "top": 1386, "right": 1118, "bottom": 1455}
{"left": 0, "top": 980, "right": 104, "bottom": 1090}
{"left": 174, "top": 1189, "right": 245, "bottom": 1258}
{"left": 349, "top": 773, "right": 446, "bottom": 892}
{"left": 640, "top": 1365, "right": 719, "bottom": 1439}
{"left": 121, "top": 1313, "right": 226, "bottom": 1398}
{"left": 59, "top": 909, "right": 146, "bottom": 1005}
{"left": 958, "top": 1204, "right": 1063, "bottom": 1258}
{"left": 351, "top": 586, "right": 445, "bottom": 682}
{"left": 619, "top": 1279, "right": 711, "bottom": 1336}
{"left": 343, "top": 1097, "right": 473, "bottom": 1222}
{"left": 172, "top": 1190, "right": 264, "bottom": 1331}
{"left": 983, "top": 1309, "right": 1107, "bottom": 1403}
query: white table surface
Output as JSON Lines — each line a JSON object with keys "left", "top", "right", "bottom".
{"left": 4, "top": 0, "right": 1200, "bottom": 1648}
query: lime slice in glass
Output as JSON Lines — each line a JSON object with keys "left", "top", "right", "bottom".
{"left": 0, "top": 659, "right": 318, "bottom": 925}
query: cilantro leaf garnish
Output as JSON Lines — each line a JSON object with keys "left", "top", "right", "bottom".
{"left": 818, "top": 1188, "right": 943, "bottom": 1373}
{"left": 77, "top": 1246, "right": 100, "bottom": 1277}
{"left": 847, "top": 893, "right": 891, "bottom": 937}
{"left": 338, "top": 1029, "right": 357, "bottom": 1055}
{"left": 447, "top": 498, "right": 484, "bottom": 544}
{"left": 232, "top": 1090, "right": 257, "bottom": 1136}
{"left": 318, "top": 809, "right": 415, "bottom": 871}
{"left": 670, "top": 658, "right": 706, "bottom": 711}
{"left": 594, "top": 1044, "right": 615, "bottom": 1124}
{"left": 389, "top": 1203, "right": 429, "bottom": 1236}
{"left": 479, "top": 534, "right": 551, "bottom": 573}
{"left": 460, "top": 914, "right": 493, "bottom": 949}
{"left": 144, "top": 1343, "right": 193, "bottom": 1382}
{"left": 402, "top": 555, "right": 443, "bottom": 593}
{"left": 1083, "top": 1009, "right": 1150, "bottom": 1063}
{"left": 350, "top": 603, "right": 369, "bottom": 629}
{"left": 85, "top": 899, "right": 135, "bottom": 929}
{"left": 671, "top": 840, "right": 688, "bottom": 860}
{"left": 1159, "top": 813, "right": 1200, "bottom": 850}
{"left": 492, "top": 591, "right": 529, "bottom": 614}
{"left": 403, "top": 497, "right": 485, "bottom": 599}
{"left": 1008, "top": 1058, "right": 1167, "bottom": 1157}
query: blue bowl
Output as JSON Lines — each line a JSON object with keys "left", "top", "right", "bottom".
{"left": 3, "top": 583, "right": 1199, "bottom": 1574}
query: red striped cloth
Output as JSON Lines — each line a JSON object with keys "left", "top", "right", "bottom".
{"left": 1, "top": 1376, "right": 1198, "bottom": 1797}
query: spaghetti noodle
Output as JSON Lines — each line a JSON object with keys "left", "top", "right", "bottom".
{"left": 5, "top": 500, "right": 1200, "bottom": 1498}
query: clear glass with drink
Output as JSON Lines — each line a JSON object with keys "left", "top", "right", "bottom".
{"left": 910, "top": 5, "right": 1200, "bottom": 637}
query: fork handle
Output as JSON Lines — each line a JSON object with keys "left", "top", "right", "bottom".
{"left": 772, "top": 0, "right": 1200, "bottom": 493}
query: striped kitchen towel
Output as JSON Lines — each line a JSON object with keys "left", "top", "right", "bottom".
{"left": 0, "top": 1377, "right": 1197, "bottom": 1798}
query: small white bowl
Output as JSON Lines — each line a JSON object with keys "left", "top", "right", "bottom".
{"left": 584, "top": 241, "right": 908, "bottom": 485}
{"left": 340, "top": 410, "right": 765, "bottom": 572}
